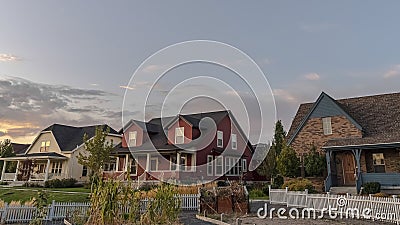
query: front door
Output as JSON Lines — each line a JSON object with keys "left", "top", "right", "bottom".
{"left": 342, "top": 152, "right": 356, "bottom": 185}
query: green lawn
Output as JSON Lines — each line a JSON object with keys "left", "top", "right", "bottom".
{"left": 0, "top": 187, "right": 90, "bottom": 203}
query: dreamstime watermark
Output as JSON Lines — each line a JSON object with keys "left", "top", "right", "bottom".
{"left": 257, "top": 197, "right": 397, "bottom": 221}
{"left": 121, "top": 40, "right": 276, "bottom": 185}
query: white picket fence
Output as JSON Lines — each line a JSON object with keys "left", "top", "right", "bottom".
{"left": 0, "top": 194, "right": 199, "bottom": 223}
{"left": 269, "top": 186, "right": 400, "bottom": 224}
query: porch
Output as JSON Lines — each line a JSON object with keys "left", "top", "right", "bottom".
{"left": 324, "top": 143, "right": 400, "bottom": 193}
{"left": 103, "top": 151, "right": 197, "bottom": 182}
{"left": 0, "top": 153, "right": 68, "bottom": 182}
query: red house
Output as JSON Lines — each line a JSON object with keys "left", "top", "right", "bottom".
{"left": 106, "top": 110, "right": 261, "bottom": 184}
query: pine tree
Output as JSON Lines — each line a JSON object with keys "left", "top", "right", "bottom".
{"left": 276, "top": 140, "right": 300, "bottom": 178}
{"left": 0, "top": 139, "right": 16, "bottom": 173}
{"left": 304, "top": 145, "right": 326, "bottom": 177}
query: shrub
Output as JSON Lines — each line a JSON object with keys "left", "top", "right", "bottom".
{"left": 44, "top": 178, "right": 77, "bottom": 188}
{"left": 277, "top": 143, "right": 300, "bottom": 178}
{"left": 372, "top": 192, "right": 388, "bottom": 198}
{"left": 283, "top": 178, "right": 314, "bottom": 192}
{"left": 304, "top": 145, "right": 326, "bottom": 177}
{"left": 363, "top": 182, "right": 381, "bottom": 195}
{"left": 271, "top": 174, "right": 284, "bottom": 189}
{"left": 249, "top": 189, "right": 265, "bottom": 198}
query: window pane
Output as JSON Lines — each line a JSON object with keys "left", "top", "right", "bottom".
{"left": 207, "top": 156, "right": 213, "bottom": 175}
{"left": 175, "top": 127, "right": 184, "bottom": 144}
{"left": 231, "top": 134, "right": 237, "bottom": 149}
{"left": 217, "top": 131, "right": 223, "bottom": 147}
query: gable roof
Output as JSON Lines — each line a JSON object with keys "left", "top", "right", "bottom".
{"left": 288, "top": 92, "right": 400, "bottom": 147}
{"left": 118, "top": 110, "right": 254, "bottom": 152}
{"left": 287, "top": 92, "right": 362, "bottom": 144}
{"left": 41, "top": 124, "right": 119, "bottom": 151}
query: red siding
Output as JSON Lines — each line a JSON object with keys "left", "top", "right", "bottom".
{"left": 122, "top": 123, "right": 143, "bottom": 148}
{"left": 167, "top": 117, "right": 193, "bottom": 144}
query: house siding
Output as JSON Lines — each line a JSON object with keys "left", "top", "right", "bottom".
{"left": 122, "top": 124, "right": 143, "bottom": 148}
{"left": 27, "top": 132, "right": 62, "bottom": 154}
{"left": 290, "top": 115, "right": 362, "bottom": 155}
{"left": 167, "top": 118, "right": 192, "bottom": 144}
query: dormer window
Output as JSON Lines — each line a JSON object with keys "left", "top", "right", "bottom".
{"left": 217, "top": 131, "right": 223, "bottom": 148}
{"left": 40, "top": 141, "right": 50, "bottom": 152}
{"left": 322, "top": 117, "right": 332, "bottom": 135}
{"left": 231, "top": 134, "right": 237, "bottom": 149}
{"left": 175, "top": 127, "right": 184, "bottom": 144}
{"left": 128, "top": 131, "right": 137, "bottom": 147}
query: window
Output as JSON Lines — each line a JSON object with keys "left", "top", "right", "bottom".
{"left": 207, "top": 155, "right": 213, "bottom": 176}
{"left": 82, "top": 166, "right": 88, "bottom": 177}
{"left": 215, "top": 156, "right": 223, "bottom": 176}
{"left": 180, "top": 155, "right": 187, "bottom": 171}
{"left": 51, "top": 162, "right": 62, "bottom": 175}
{"left": 40, "top": 141, "right": 50, "bottom": 152}
{"left": 128, "top": 131, "right": 137, "bottom": 147}
{"left": 37, "top": 164, "right": 46, "bottom": 173}
{"left": 322, "top": 117, "right": 332, "bottom": 135}
{"left": 225, "top": 157, "right": 242, "bottom": 176}
{"left": 150, "top": 158, "right": 158, "bottom": 171}
{"left": 372, "top": 153, "right": 385, "bottom": 173}
{"left": 104, "top": 160, "right": 116, "bottom": 171}
{"left": 130, "top": 159, "right": 137, "bottom": 175}
{"left": 231, "top": 134, "right": 237, "bottom": 149}
{"left": 170, "top": 155, "right": 177, "bottom": 171}
{"left": 175, "top": 127, "right": 185, "bottom": 144}
{"left": 242, "top": 159, "right": 247, "bottom": 172}
{"left": 217, "top": 131, "right": 223, "bottom": 147}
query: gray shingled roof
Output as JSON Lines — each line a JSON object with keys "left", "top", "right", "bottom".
{"left": 43, "top": 124, "right": 119, "bottom": 151}
{"left": 11, "top": 143, "right": 30, "bottom": 155}
{"left": 288, "top": 92, "right": 400, "bottom": 147}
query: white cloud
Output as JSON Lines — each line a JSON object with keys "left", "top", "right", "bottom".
{"left": 142, "top": 64, "right": 170, "bottom": 73}
{"left": 0, "top": 54, "right": 21, "bottom": 62}
{"left": 119, "top": 85, "right": 135, "bottom": 90}
{"left": 383, "top": 65, "right": 400, "bottom": 79}
{"left": 304, "top": 73, "right": 320, "bottom": 81}
{"left": 273, "top": 89, "right": 297, "bottom": 103}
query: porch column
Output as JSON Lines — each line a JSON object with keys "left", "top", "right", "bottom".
{"left": 352, "top": 149, "right": 362, "bottom": 174}
{"left": 44, "top": 159, "right": 50, "bottom": 182}
{"left": 325, "top": 151, "right": 331, "bottom": 176}
{"left": 1, "top": 160, "right": 7, "bottom": 182}
{"left": 13, "top": 160, "right": 20, "bottom": 181}
{"left": 176, "top": 152, "right": 181, "bottom": 171}
{"left": 125, "top": 154, "right": 129, "bottom": 172}
{"left": 146, "top": 153, "right": 150, "bottom": 172}
{"left": 116, "top": 156, "right": 120, "bottom": 172}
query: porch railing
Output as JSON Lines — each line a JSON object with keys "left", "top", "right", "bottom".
{"left": 2, "top": 173, "right": 15, "bottom": 181}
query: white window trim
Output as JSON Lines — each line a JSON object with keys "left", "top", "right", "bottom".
{"left": 322, "top": 117, "right": 332, "bottom": 135}
{"left": 175, "top": 127, "right": 185, "bottom": 144}
{"left": 150, "top": 157, "right": 158, "bottom": 171}
{"left": 231, "top": 134, "right": 237, "bottom": 150}
{"left": 128, "top": 131, "right": 137, "bottom": 147}
{"left": 207, "top": 155, "right": 213, "bottom": 176}
{"left": 215, "top": 156, "right": 223, "bottom": 176}
{"left": 217, "top": 130, "right": 223, "bottom": 148}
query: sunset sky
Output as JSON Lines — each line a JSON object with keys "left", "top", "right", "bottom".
{"left": 1, "top": 1, "right": 400, "bottom": 143}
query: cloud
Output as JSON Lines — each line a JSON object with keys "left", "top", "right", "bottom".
{"left": 142, "top": 64, "right": 170, "bottom": 73}
{"left": 0, "top": 131, "right": 5, "bottom": 137}
{"left": 273, "top": 89, "right": 297, "bottom": 103}
{"left": 0, "top": 54, "right": 21, "bottom": 62}
{"left": 383, "top": 65, "right": 400, "bottom": 79}
{"left": 304, "top": 73, "right": 321, "bottom": 81}
{"left": 0, "top": 75, "right": 122, "bottom": 143}
{"left": 119, "top": 85, "right": 135, "bottom": 90}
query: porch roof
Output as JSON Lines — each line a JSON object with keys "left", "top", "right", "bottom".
{"left": 0, "top": 152, "right": 67, "bottom": 161}
{"left": 322, "top": 137, "right": 400, "bottom": 151}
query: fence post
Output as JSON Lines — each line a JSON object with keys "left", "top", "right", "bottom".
{"left": 305, "top": 189, "right": 308, "bottom": 206}
{"left": 1, "top": 202, "right": 8, "bottom": 223}
{"left": 48, "top": 200, "right": 55, "bottom": 221}
{"left": 327, "top": 192, "right": 330, "bottom": 210}
{"left": 285, "top": 187, "right": 289, "bottom": 207}
{"left": 369, "top": 194, "right": 375, "bottom": 221}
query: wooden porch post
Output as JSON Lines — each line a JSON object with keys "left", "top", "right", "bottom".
{"left": 325, "top": 150, "right": 332, "bottom": 192}
{"left": 44, "top": 159, "right": 51, "bottom": 182}
{"left": 1, "top": 160, "right": 7, "bottom": 182}
{"left": 146, "top": 153, "right": 150, "bottom": 172}
{"left": 13, "top": 160, "right": 20, "bottom": 182}
{"left": 116, "top": 156, "right": 120, "bottom": 172}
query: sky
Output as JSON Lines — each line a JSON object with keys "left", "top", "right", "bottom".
{"left": 1, "top": 1, "right": 400, "bottom": 143}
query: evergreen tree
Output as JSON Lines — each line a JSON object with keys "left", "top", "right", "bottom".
{"left": 304, "top": 145, "right": 326, "bottom": 177}
{"left": 276, "top": 140, "right": 300, "bottom": 178}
